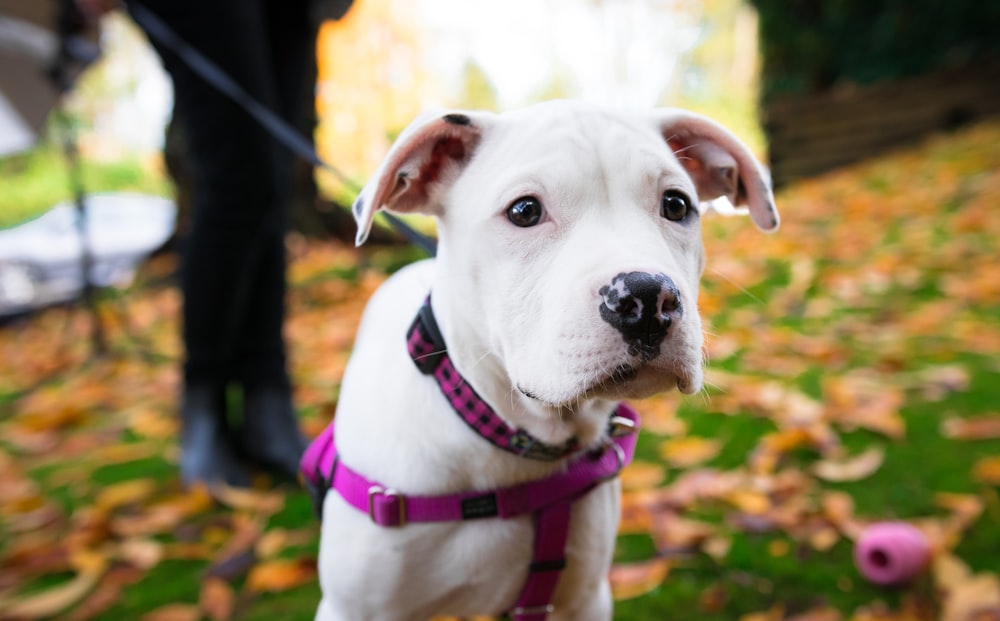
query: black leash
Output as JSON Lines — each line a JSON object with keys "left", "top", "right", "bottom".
{"left": 127, "top": 2, "right": 437, "bottom": 256}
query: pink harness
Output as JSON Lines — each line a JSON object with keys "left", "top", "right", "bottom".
{"left": 300, "top": 299, "right": 639, "bottom": 620}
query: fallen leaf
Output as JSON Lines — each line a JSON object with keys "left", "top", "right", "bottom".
{"left": 0, "top": 571, "right": 100, "bottom": 619}
{"left": 941, "top": 414, "right": 1000, "bottom": 440}
{"left": 118, "top": 538, "right": 164, "bottom": 570}
{"left": 94, "top": 479, "right": 159, "bottom": 512}
{"left": 703, "top": 535, "right": 732, "bottom": 561}
{"left": 210, "top": 485, "right": 285, "bottom": 515}
{"left": 245, "top": 558, "right": 316, "bottom": 593}
{"left": 936, "top": 492, "right": 985, "bottom": 532}
{"left": 658, "top": 436, "right": 722, "bottom": 468}
{"left": 649, "top": 512, "right": 715, "bottom": 552}
{"left": 724, "top": 489, "right": 772, "bottom": 515}
{"left": 139, "top": 603, "right": 201, "bottom": 621}
{"left": 254, "top": 528, "right": 316, "bottom": 560}
{"left": 973, "top": 456, "right": 1000, "bottom": 486}
{"left": 199, "top": 577, "right": 235, "bottom": 621}
{"left": 609, "top": 558, "right": 671, "bottom": 601}
{"left": 812, "top": 446, "right": 886, "bottom": 482}
{"left": 619, "top": 461, "right": 666, "bottom": 491}
{"left": 941, "top": 572, "right": 1000, "bottom": 621}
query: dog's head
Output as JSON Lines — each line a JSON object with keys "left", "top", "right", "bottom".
{"left": 354, "top": 100, "right": 777, "bottom": 412}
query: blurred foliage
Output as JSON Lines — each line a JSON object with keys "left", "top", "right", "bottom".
{"left": 0, "top": 141, "right": 170, "bottom": 230}
{"left": 455, "top": 61, "right": 499, "bottom": 111}
{"left": 750, "top": 0, "right": 1000, "bottom": 99}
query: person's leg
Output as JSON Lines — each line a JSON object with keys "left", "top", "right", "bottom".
{"left": 129, "top": 0, "right": 288, "bottom": 485}
{"left": 235, "top": 0, "right": 317, "bottom": 480}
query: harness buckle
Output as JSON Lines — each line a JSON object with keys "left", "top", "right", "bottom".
{"left": 511, "top": 604, "right": 555, "bottom": 616}
{"left": 600, "top": 439, "right": 627, "bottom": 482}
{"left": 367, "top": 486, "right": 407, "bottom": 527}
{"left": 608, "top": 414, "right": 637, "bottom": 438}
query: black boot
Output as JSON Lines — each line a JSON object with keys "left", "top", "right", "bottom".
{"left": 239, "top": 385, "right": 308, "bottom": 481}
{"left": 180, "top": 383, "right": 252, "bottom": 488}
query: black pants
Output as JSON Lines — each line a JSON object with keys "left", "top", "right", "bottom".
{"left": 128, "top": 0, "right": 316, "bottom": 390}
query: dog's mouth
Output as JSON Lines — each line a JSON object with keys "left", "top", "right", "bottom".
{"left": 518, "top": 363, "right": 637, "bottom": 404}
{"left": 517, "top": 361, "right": 701, "bottom": 409}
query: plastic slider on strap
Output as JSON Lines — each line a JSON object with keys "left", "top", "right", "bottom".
{"left": 368, "top": 486, "right": 407, "bottom": 527}
{"left": 511, "top": 604, "right": 555, "bottom": 617}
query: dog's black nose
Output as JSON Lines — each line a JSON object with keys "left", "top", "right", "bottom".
{"left": 599, "top": 271, "right": 682, "bottom": 361}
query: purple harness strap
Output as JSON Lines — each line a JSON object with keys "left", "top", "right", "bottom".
{"left": 300, "top": 298, "right": 640, "bottom": 620}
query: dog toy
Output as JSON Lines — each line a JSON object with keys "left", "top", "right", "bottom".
{"left": 853, "top": 521, "right": 931, "bottom": 586}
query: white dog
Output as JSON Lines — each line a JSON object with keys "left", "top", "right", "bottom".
{"left": 301, "top": 100, "right": 778, "bottom": 621}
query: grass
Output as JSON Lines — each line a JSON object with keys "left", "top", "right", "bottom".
{"left": 1, "top": 119, "right": 999, "bottom": 620}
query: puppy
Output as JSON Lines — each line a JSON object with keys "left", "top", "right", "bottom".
{"left": 303, "top": 100, "right": 778, "bottom": 621}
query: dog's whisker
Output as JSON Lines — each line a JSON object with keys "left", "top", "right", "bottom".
{"left": 707, "top": 267, "right": 765, "bottom": 306}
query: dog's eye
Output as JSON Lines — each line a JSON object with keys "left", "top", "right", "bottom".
{"left": 661, "top": 190, "right": 692, "bottom": 222}
{"left": 506, "top": 196, "right": 544, "bottom": 227}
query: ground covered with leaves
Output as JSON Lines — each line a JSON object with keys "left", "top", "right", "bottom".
{"left": 1, "top": 121, "right": 999, "bottom": 621}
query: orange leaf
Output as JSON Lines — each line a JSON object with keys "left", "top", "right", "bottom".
{"left": 245, "top": 559, "right": 316, "bottom": 593}
{"left": 973, "top": 456, "right": 1000, "bottom": 485}
{"left": 200, "top": 577, "right": 235, "bottom": 621}
{"left": 658, "top": 436, "right": 722, "bottom": 468}
{"left": 609, "top": 558, "right": 670, "bottom": 601}
{"left": 620, "top": 461, "right": 666, "bottom": 491}
{"left": 941, "top": 414, "right": 1000, "bottom": 440}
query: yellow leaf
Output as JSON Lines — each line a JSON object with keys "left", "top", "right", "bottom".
{"left": 767, "top": 539, "right": 790, "bottom": 557}
{"left": 724, "top": 490, "right": 772, "bottom": 515}
{"left": 620, "top": 461, "right": 665, "bottom": 491}
{"left": 658, "top": 436, "right": 722, "bottom": 468}
{"left": 94, "top": 479, "right": 158, "bottom": 512}
{"left": 973, "top": 456, "right": 1000, "bottom": 485}
{"left": 812, "top": 446, "right": 885, "bottom": 482}
{"left": 609, "top": 558, "right": 671, "bottom": 601}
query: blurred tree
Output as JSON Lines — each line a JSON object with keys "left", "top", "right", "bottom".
{"left": 750, "top": 0, "right": 1000, "bottom": 101}
{"left": 455, "top": 61, "right": 498, "bottom": 111}
{"left": 314, "top": 0, "right": 435, "bottom": 204}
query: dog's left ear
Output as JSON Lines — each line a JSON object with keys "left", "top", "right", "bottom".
{"left": 654, "top": 109, "right": 779, "bottom": 232}
{"left": 352, "top": 111, "right": 491, "bottom": 245}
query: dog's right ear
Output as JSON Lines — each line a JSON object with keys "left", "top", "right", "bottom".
{"left": 353, "top": 111, "right": 490, "bottom": 246}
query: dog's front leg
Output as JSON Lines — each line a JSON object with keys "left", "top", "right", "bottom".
{"left": 549, "top": 579, "right": 613, "bottom": 621}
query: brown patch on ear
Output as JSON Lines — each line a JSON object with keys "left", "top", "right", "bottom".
{"left": 423, "top": 137, "right": 468, "bottom": 186}
{"left": 670, "top": 139, "right": 740, "bottom": 203}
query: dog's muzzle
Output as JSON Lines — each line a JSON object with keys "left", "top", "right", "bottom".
{"left": 599, "top": 271, "right": 682, "bottom": 361}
